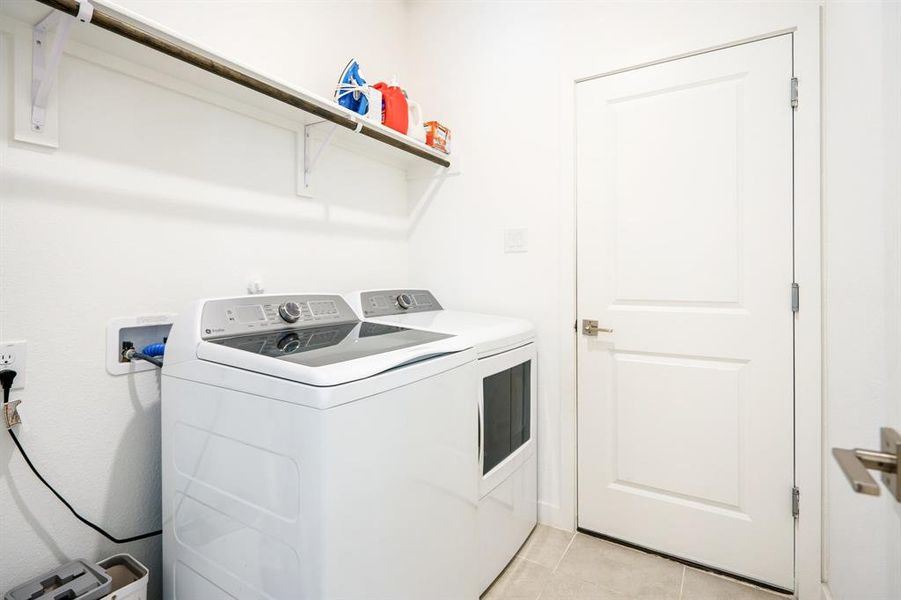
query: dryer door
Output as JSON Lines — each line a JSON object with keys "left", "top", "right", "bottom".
{"left": 478, "top": 342, "right": 537, "bottom": 498}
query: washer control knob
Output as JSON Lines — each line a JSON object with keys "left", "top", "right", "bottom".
{"left": 276, "top": 333, "right": 301, "bottom": 353}
{"left": 397, "top": 293, "right": 414, "bottom": 310}
{"left": 278, "top": 301, "right": 303, "bottom": 323}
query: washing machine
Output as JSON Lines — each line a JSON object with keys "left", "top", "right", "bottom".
{"left": 160, "top": 293, "right": 481, "bottom": 600}
{"left": 345, "top": 289, "right": 538, "bottom": 592}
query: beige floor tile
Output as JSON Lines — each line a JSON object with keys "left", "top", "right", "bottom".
{"left": 537, "top": 573, "right": 628, "bottom": 600}
{"left": 482, "top": 557, "right": 554, "bottom": 600}
{"left": 680, "top": 568, "right": 791, "bottom": 600}
{"left": 518, "top": 525, "right": 577, "bottom": 569}
{"left": 554, "top": 535, "right": 684, "bottom": 600}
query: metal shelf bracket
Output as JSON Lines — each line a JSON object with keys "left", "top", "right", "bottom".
{"left": 294, "top": 118, "right": 455, "bottom": 199}
{"left": 407, "top": 165, "right": 460, "bottom": 231}
{"left": 296, "top": 120, "right": 340, "bottom": 197}
{"left": 31, "top": 1, "right": 93, "bottom": 131}
{"left": 406, "top": 167, "right": 459, "bottom": 183}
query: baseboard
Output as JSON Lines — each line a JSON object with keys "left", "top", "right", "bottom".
{"left": 537, "top": 500, "right": 575, "bottom": 532}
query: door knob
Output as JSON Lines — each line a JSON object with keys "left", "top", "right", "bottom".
{"left": 832, "top": 427, "right": 900, "bottom": 501}
{"left": 582, "top": 320, "right": 613, "bottom": 336}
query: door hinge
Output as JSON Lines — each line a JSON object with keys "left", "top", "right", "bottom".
{"left": 792, "top": 486, "right": 800, "bottom": 518}
{"left": 791, "top": 77, "right": 799, "bottom": 109}
{"left": 791, "top": 282, "right": 800, "bottom": 313}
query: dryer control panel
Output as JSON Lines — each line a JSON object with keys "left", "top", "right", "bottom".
{"left": 201, "top": 294, "right": 356, "bottom": 339}
{"left": 360, "top": 290, "right": 443, "bottom": 318}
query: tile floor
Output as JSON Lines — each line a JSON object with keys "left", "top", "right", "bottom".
{"left": 482, "top": 526, "right": 792, "bottom": 600}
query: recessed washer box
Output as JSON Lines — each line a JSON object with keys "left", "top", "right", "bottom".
{"left": 106, "top": 315, "right": 176, "bottom": 375}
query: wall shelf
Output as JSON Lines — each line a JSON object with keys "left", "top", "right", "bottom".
{"left": 0, "top": 0, "right": 452, "bottom": 173}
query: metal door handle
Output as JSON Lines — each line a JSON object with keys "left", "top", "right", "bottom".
{"left": 582, "top": 320, "right": 613, "bottom": 336}
{"left": 832, "top": 427, "right": 900, "bottom": 501}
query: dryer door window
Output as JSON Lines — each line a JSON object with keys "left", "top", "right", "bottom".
{"left": 483, "top": 360, "right": 531, "bottom": 475}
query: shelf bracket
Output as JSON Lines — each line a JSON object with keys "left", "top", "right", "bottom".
{"left": 407, "top": 165, "right": 460, "bottom": 231}
{"left": 31, "top": 2, "right": 93, "bottom": 132}
{"left": 406, "top": 168, "right": 460, "bottom": 183}
{"left": 296, "top": 120, "right": 339, "bottom": 198}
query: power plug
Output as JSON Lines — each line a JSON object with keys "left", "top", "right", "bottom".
{"left": 1, "top": 368, "right": 22, "bottom": 429}
{"left": 0, "top": 341, "right": 26, "bottom": 389}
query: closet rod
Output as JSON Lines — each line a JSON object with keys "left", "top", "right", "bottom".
{"left": 33, "top": 0, "right": 451, "bottom": 168}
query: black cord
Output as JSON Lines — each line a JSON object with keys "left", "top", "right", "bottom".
{"left": 131, "top": 351, "right": 163, "bottom": 368}
{"left": 2, "top": 370, "right": 162, "bottom": 544}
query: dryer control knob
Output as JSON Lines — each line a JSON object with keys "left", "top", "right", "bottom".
{"left": 278, "top": 301, "right": 303, "bottom": 323}
{"left": 397, "top": 294, "right": 414, "bottom": 310}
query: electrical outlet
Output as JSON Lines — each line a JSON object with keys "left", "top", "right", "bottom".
{"left": 0, "top": 341, "right": 27, "bottom": 389}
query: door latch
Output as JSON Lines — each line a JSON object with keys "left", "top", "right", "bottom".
{"left": 581, "top": 320, "right": 613, "bottom": 336}
{"left": 832, "top": 427, "right": 900, "bottom": 502}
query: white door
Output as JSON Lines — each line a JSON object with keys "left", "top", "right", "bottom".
{"left": 576, "top": 35, "right": 795, "bottom": 589}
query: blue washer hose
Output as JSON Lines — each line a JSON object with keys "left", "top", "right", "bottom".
{"left": 141, "top": 343, "right": 166, "bottom": 357}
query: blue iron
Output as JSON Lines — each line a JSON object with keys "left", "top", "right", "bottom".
{"left": 334, "top": 58, "right": 369, "bottom": 116}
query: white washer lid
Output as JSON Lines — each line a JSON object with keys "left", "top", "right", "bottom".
{"left": 366, "top": 310, "right": 535, "bottom": 357}
{"left": 196, "top": 321, "right": 472, "bottom": 387}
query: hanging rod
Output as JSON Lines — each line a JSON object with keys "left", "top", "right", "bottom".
{"left": 33, "top": 0, "right": 451, "bottom": 168}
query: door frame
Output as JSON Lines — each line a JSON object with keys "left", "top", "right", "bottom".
{"left": 558, "top": 20, "right": 822, "bottom": 600}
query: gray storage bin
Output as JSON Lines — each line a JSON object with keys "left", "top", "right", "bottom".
{"left": 4, "top": 559, "right": 112, "bottom": 600}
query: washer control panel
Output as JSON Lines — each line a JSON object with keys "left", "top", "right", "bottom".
{"left": 360, "top": 289, "right": 443, "bottom": 318}
{"left": 201, "top": 294, "right": 355, "bottom": 339}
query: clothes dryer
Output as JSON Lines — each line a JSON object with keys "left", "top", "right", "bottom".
{"left": 345, "top": 289, "right": 538, "bottom": 592}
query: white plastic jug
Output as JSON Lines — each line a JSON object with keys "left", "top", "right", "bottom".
{"left": 407, "top": 99, "right": 425, "bottom": 142}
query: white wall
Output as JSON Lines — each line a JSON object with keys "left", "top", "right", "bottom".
{"left": 823, "top": 2, "right": 901, "bottom": 599}
{"left": 0, "top": 2, "right": 411, "bottom": 596}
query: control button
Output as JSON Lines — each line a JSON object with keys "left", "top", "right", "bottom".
{"left": 276, "top": 333, "right": 301, "bottom": 353}
{"left": 397, "top": 293, "right": 414, "bottom": 309}
{"left": 278, "top": 301, "right": 303, "bottom": 323}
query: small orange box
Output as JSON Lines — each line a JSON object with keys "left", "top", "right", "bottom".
{"left": 424, "top": 121, "right": 451, "bottom": 154}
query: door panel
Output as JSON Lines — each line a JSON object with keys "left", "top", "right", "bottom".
{"left": 577, "top": 35, "right": 794, "bottom": 589}
{"left": 613, "top": 76, "right": 742, "bottom": 305}
{"left": 613, "top": 353, "right": 745, "bottom": 508}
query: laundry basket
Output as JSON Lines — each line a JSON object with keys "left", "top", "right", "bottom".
{"left": 96, "top": 554, "right": 148, "bottom": 600}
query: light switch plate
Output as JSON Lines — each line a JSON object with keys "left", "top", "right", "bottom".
{"left": 0, "top": 341, "right": 27, "bottom": 389}
{"left": 504, "top": 228, "right": 528, "bottom": 253}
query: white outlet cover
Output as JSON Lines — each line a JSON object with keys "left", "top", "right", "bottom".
{"left": 504, "top": 228, "right": 529, "bottom": 253}
{"left": 0, "top": 340, "right": 27, "bottom": 389}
